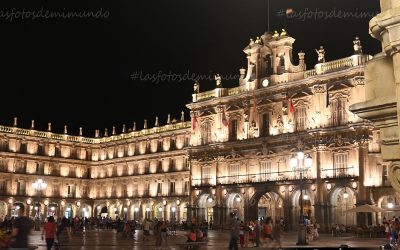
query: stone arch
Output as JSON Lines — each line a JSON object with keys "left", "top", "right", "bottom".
{"left": 78, "top": 203, "right": 92, "bottom": 218}
{"left": 329, "top": 186, "right": 357, "bottom": 226}
{"left": 11, "top": 201, "right": 24, "bottom": 217}
{"left": 0, "top": 201, "right": 7, "bottom": 219}
{"left": 257, "top": 192, "right": 283, "bottom": 223}
{"left": 154, "top": 202, "right": 164, "bottom": 220}
{"left": 377, "top": 193, "right": 400, "bottom": 223}
{"left": 109, "top": 203, "right": 122, "bottom": 220}
{"left": 389, "top": 163, "right": 400, "bottom": 194}
{"left": 226, "top": 192, "right": 244, "bottom": 220}
{"left": 248, "top": 188, "right": 282, "bottom": 222}
{"left": 63, "top": 203, "right": 76, "bottom": 219}
{"left": 291, "top": 187, "right": 314, "bottom": 225}
{"left": 196, "top": 193, "right": 215, "bottom": 223}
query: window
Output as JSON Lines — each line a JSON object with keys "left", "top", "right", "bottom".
{"left": 36, "top": 162, "right": 44, "bottom": 175}
{"left": 0, "top": 181, "right": 6, "bottom": 195}
{"left": 170, "top": 181, "right": 176, "bottom": 195}
{"left": 52, "top": 184, "right": 60, "bottom": 197}
{"left": 229, "top": 163, "right": 240, "bottom": 183}
{"left": 229, "top": 119, "right": 238, "bottom": 141}
{"left": 295, "top": 106, "right": 307, "bottom": 131}
{"left": 132, "top": 183, "right": 138, "bottom": 196}
{"left": 20, "top": 143, "right": 27, "bottom": 153}
{"left": 38, "top": 144, "right": 44, "bottom": 155}
{"left": 144, "top": 183, "right": 150, "bottom": 196}
{"left": 334, "top": 153, "right": 348, "bottom": 177}
{"left": 16, "top": 181, "right": 25, "bottom": 195}
{"left": 157, "top": 183, "right": 162, "bottom": 195}
{"left": 261, "top": 113, "right": 269, "bottom": 136}
{"left": 383, "top": 165, "right": 389, "bottom": 185}
{"left": 158, "top": 160, "right": 163, "bottom": 172}
{"left": 201, "top": 122, "right": 212, "bottom": 145}
{"left": 55, "top": 147, "right": 61, "bottom": 157}
{"left": 67, "top": 185, "right": 76, "bottom": 198}
{"left": 184, "top": 181, "right": 189, "bottom": 194}
{"left": 331, "top": 98, "right": 347, "bottom": 126}
{"left": 260, "top": 161, "right": 272, "bottom": 181}
{"left": 202, "top": 166, "right": 211, "bottom": 185}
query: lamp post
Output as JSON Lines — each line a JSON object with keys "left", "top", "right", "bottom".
{"left": 134, "top": 207, "right": 139, "bottom": 221}
{"left": 32, "top": 178, "right": 47, "bottom": 231}
{"left": 146, "top": 207, "right": 151, "bottom": 219}
{"left": 290, "top": 151, "right": 312, "bottom": 246}
{"left": 123, "top": 207, "right": 128, "bottom": 221}
{"left": 343, "top": 188, "right": 349, "bottom": 227}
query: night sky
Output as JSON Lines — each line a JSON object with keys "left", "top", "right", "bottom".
{"left": 0, "top": 0, "right": 381, "bottom": 136}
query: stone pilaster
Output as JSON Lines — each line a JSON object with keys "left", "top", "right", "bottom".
{"left": 313, "top": 144, "right": 329, "bottom": 232}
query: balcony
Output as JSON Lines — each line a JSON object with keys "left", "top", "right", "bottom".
{"left": 193, "top": 170, "right": 314, "bottom": 186}
{"left": 322, "top": 166, "right": 356, "bottom": 179}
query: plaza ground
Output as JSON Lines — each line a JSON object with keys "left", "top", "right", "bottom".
{"left": 27, "top": 229, "right": 390, "bottom": 249}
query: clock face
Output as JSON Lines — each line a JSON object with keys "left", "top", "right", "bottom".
{"left": 262, "top": 79, "right": 269, "bottom": 87}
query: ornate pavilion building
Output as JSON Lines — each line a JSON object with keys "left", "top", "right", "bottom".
{"left": 0, "top": 29, "right": 398, "bottom": 232}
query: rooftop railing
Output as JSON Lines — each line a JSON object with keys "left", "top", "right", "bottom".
{"left": 0, "top": 121, "right": 191, "bottom": 144}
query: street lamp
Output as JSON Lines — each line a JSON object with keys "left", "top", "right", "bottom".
{"left": 123, "top": 207, "right": 128, "bottom": 220}
{"left": 134, "top": 207, "right": 139, "bottom": 220}
{"left": 235, "top": 194, "right": 241, "bottom": 202}
{"left": 343, "top": 188, "right": 348, "bottom": 227}
{"left": 32, "top": 178, "right": 47, "bottom": 231}
{"left": 146, "top": 207, "right": 151, "bottom": 219}
{"left": 291, "top": 151, "right": 312, "bottom": 246}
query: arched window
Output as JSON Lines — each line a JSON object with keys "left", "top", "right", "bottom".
{"left": 229, "top": 119, "right": 238, "bottom": 141}
{"left": 331, "top": 98, "right": 347, "bottom": 126}
{"left": 295, "top": 106, "right": 307, "bottom": 131}
{"left": 201, "top": 122, "right": 212, "bottom": 145}
{"left": 260, "top": 113, "right": 269, "bottom": 136}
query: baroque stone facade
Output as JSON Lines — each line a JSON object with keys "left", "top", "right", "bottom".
{"left": 0, "top": 120, "right": 191, "bottom": 223}
{"left": 0, "top": 28, "right": 398, "bottom": 232}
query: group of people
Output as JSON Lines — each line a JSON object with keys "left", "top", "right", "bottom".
{"left": 383, "top": 216, "right": 400, "bottom": 245}
{"left": 0, "top": 204, "right": 72, "bottom": 250}
{"left": 228, "top": 214, "right": 287, "bottom": 250}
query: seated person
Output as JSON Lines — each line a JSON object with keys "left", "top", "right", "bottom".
{"left": 187, "top": 229, "right": 196, "bottom": 243}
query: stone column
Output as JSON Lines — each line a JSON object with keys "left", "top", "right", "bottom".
{"left": 283, "top": 185, "right": 292, "bottom": 230}
{"left": 313, "top": 145, "right": 328, "bottom": 232}
{"left": 350, "top": 0, "right": 400, "bottom": 195}
{"left": 356, "top": 142, "right": 370, "bottom": 226}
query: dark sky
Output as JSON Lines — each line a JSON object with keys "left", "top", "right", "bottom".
{"left": 0, "top": 0, "right": 381, "bottom": 136}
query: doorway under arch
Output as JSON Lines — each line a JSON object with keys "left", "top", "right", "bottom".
{"left": 378, "top": 194, "right": 400, "bottom": 223}
{"left": 226, "top": 193, "right": 243, "bottom": 220}
{"left": 292, "top": 189, "right": 313, "bottom": 225}
{"left": 330, "top": 187, "right": 356, "bottom": 226}
{"left": 197, "top": 194, "right": 215, "bottom": 223}
{"left": 257, "top": 192, "right": 283, "bottom": 222}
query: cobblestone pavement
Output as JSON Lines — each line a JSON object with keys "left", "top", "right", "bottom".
{"left": 27, "top": 229, "right": 389, "bottom": 249}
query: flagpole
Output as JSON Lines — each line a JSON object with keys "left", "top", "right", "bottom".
{"left": 267, "top": 0, "right": 270, "bottom": 32}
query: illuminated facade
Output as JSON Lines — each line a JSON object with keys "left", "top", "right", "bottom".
{"left": 0, "top": 30, "right": 398, "bottom": 232}
{"left": 186, "top": 31, "right": 397, "bottom": 231}
{"left": 0, "top": 119, "right": 191, "bottom": 223}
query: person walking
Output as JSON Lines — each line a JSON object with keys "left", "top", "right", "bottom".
{"left": 8, "top": 204, "right": 33, "bottom": 250}
{"left": 271, "top": 220, "right": 283, "bottom": 250}
{"left": 143, "top": 219, "right": 150, "bottom": 242}
{"left": 254, "top": 220, "right": 261, "bottom": 248}
{"left": 42, "top": 216, "right": 57, "bottom": 250}
{"left": 228, "top": 213, "right": 240, "bottom": 250}
{"left": 160, "top": 221, "right": 168, "bottom": 249}
{"left": 56, "top": 217, "right": 72, "bottom": 250}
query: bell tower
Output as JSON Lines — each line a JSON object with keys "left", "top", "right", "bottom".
{"left": 241, "top": 29, "right": 306, "bottom": 90}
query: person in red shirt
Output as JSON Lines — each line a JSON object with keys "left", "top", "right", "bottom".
{"left": 42, "top": 216, "right": 57, "bottom": 250}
